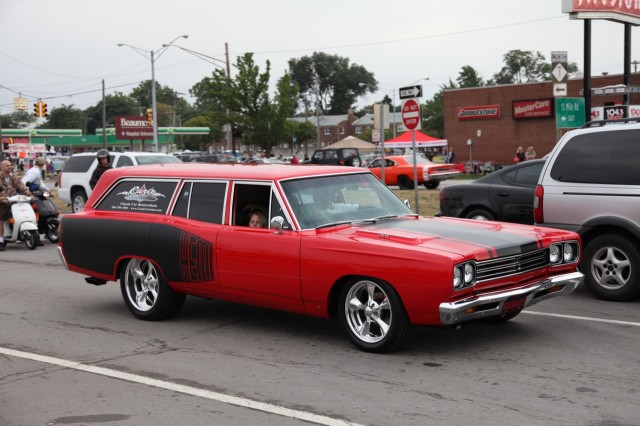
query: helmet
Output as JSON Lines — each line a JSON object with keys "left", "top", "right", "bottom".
{"left": 35, "top": 157, "right": 46, "bottom": 166}
{"left": 96, "top": 149, "right": 110, "bottom": 159}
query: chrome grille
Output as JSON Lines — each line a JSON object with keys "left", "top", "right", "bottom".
{"left": 476, "top": 248, "right": 549, "bottom": 282}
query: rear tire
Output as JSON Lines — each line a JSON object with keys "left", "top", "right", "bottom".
{"left": 120, "top": 258, "right": 186, "bottom": 320}
{"left": 465, "top": 208, "right": 495, "bottom": 221}
{"left": 71, "top": 189, "right": 87, "bottom": 213}
{"left": 398, "top": 176, "right": 414, "bottom": 190}
{"left": 581, "top": 234, "right": 640, "bottom": 301}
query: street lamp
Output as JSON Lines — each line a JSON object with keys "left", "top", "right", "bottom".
{"left": 118, "top": 34, "right": 189, "bottom": 152}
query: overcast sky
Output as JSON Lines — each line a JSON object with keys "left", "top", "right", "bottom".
{"left": 1, "top": 0, "right": 638, "bottom": 117}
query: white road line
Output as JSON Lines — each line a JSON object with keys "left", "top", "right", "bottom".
{"left": 524, "top": 310, "right": 640, "bottom": 327}
{"left": 0, "top": 347, "right": 363, "bottom": 426}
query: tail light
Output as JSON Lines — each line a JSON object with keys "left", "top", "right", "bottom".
{"left": 533, "top": 184, "right": 544, "bottom": 224}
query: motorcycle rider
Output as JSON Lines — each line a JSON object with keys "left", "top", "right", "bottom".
{"left": 89, "top": 149, "right": 112, "bottom": 190}
{"left": 0, "top": 160, "right": 33, "bottom": 251}
{"left": 21, "top": 157, "right": 51, "bottom": 246}
{"left": 21, "top": 156, "right": 50, "bottom": 193}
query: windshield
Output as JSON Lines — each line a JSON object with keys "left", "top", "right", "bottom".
{"left": 281, "top": 172, "right": 414, "bottom": 229}
{"left": 134, "top": 155, "right": 183, "bottom": 165}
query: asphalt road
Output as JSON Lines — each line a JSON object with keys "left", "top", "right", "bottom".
{"left": 1, "top": 242, "right": 639, "bottom": 426}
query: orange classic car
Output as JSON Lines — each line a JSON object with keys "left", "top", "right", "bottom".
{"left": 59, "top": 163, "right": 582, "bottom": 353}
{"left": 369, "top": 155, "right": 461, "bottom": 189}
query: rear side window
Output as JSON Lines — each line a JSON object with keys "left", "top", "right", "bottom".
{"left": 173, "top": 181, "right": 226, "bottom": 224}
{"left": 115, "top": 156, "right": 134, "bottom": 167}
{"left": 502, "top": 162, "right": 543, "bottom": 186}
{"left": 550, "top": 129, "right": 640, "bottom": 185}
{"left": 62, "top": 156, "right": 96, "bottom": 173}
{"left": 96, "top": 179, "right": 178, "bottom": 214}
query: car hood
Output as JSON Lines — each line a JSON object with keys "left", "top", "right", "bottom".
{"left": 324, "top": 216, "right": 565, "bottom": 261}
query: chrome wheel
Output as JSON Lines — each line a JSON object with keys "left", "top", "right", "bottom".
{"left": 120, "top": 258, "right": 186, "bottom": 320}
{"left": 123, "top": 259, "right": 159, "bottom": 312}
{"left": 339, "top": 278, "right": 410, "bottom": 352}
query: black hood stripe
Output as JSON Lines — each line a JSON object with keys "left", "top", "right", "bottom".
{"left": 377, "top": 219, "right": 542, "bottom": 259}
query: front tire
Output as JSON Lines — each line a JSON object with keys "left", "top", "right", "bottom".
{"left": 581, "top": 234, "right": 640, "bottom": 301}
{"left": 46, "top": 219, "right": 60, "bottom": 243}
{"left": 424, "top": 181, "right": 440, "bottom": 189}
{"left": 338, "top": 278, "right": 410, "bottom": 353}
{"left": 120, "top": 258, "right": 186, "bottom": 320}
{"left": 24, "top": 230, "right": 38, "bottom": 250}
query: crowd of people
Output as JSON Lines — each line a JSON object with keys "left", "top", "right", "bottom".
{"left": 514, "top": 146, "right": 536, "bottom": 163}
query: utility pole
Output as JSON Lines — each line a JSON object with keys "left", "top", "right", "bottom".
{"left": 102, "top": 79, "right": 107, "bottom": 148}
{"left": 225, "top": 42, "right": 233, "bottom": 154}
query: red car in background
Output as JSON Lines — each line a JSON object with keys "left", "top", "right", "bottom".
{"left": 369, "top": 155, "right": 461, "bottom": 189}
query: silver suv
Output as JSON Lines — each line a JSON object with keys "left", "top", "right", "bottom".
{"left": 58, "top": 151, "right": 182, "bottom": 212}
{"left": 535, "top": 119, "right": 640, "bottom": 301}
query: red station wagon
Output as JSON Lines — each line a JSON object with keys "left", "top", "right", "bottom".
{"left": 58, "top": 164, "right": 584, "bottom": 352}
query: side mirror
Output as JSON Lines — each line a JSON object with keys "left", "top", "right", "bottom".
{"left": 403, "top": 199, "right": 411, "bottom": 208}
{"left": 270, "top": 216, "right": 285, "bottom": 234}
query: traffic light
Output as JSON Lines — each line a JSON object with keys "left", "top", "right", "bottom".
{"left": 42, "top": 102, "right": 48, "bottom": 117}
{"left": 146, "top": 108, "right": 153, "bottom": 125}
{"left": 33, "top": 101, "right": 41, "bottom": 117}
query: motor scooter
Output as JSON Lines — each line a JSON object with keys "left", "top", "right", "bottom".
{"left": 31, "top": 189, "right": 60, "bottom": 243}
{"left": 2, "top": 194, "right": 39, "bottom": 250}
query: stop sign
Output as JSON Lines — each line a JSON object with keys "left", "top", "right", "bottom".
{"left": 402, "top": 99, "right": 421, "bottom": 130}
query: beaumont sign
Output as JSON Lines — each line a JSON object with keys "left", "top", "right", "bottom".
{"left": 115, "top": 116, "right": 153, "bottom": 140}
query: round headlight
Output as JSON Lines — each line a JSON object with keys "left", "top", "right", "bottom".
{"left": 464, "top": 263, "right": 475, "bottom": 283}
{"left": 563, "top": 243, "right": 575, "bottom": 262}
{"left": 549, "top": 244, "right": 560, "bottom": 263}
{"left": 454, "top": 266, "right": 463, "bottom": 289}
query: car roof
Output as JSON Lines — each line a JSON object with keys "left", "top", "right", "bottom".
{"left": 71, "top": 151, "right": 172, "bottom": 157}
{"left": 101, "top": 163, "right": 367, "bottom": 181}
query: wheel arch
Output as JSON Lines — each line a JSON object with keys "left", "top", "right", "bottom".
{"left": 327, "top": 274, "right": 411, "bottom": 322}
{"left": 580, "top": 217, "right": 640, "bottom": 249}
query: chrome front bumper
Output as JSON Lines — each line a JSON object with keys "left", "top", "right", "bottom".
{"left": 439, "top": 271, "right": 583, "bottom": 325}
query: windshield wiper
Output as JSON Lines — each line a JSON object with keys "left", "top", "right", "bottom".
{"left": 354, "top": 215, "right": 399, "bottom": 224}
{"left": 315, "top": 220, "right": 353, "bottom": 229}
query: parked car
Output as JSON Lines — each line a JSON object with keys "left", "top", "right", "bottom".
{"left": 308, "top": 148, "right": 362, "bottom": 166}
{"left": 246, "top": 158, "right": 286, "bottom": 165}
{"left": 436, "top": 159, "right": 545, "bottom": 224}
{"left": 535, "top": 118, "right": 640, "bottom": 301}
{"left": 57, "top": 151, "right": 182, "bottom": 213}
{"left": 368, "top": 155, "right": 461, "bottom": 189}
{"left": 59, "top": 163, "right": 583, "bottom": 353}
{"left": 189, "top": 153, "right": 238, "bottom": 163}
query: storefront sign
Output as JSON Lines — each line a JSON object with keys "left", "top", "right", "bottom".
{"left": 604, "top": 105, "right": 628, "bottom": 120}
{"left": 563, "top": 0, "right": 640, "bottom": 25}
{"left": 115, "top": 116, "right": 153, "bottom": 140}
{"left": 512, "top": 99, "right": 553, "bottom": 119}
{"left": 456, "top": 105, "right": 500, "bottom": 121}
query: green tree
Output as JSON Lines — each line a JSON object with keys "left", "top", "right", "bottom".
{"left": 288, "top": 52, "right": 377, "bottom": 115}
{"left": 84, "top": 92, "right": 139, "bottom": 134}
{"left": 37, "top": 104, "right": 85, "bottom": 130}
{"left": 191, "top": 52, "right": 297, "bottom": 155}
{"left": 284, "top": 119, "right": 316, "bottom": 156}
{"left": 423, "top": 79, "right": 457, "bottom": 139}
{"left": 490, "top": 49, "right": 548, "bottom": 84}
{"left": 129, "top": 80, "right": 192, "bottom": 127}
{"left": 1, "top": 111, "right": 36, "bottom": 129}
{"left": 457, "top": 65, "right": 484, "bottom": 88}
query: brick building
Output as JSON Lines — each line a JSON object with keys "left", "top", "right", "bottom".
{"left": 443, "top": 73, "right": 640, "bottom": 166}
